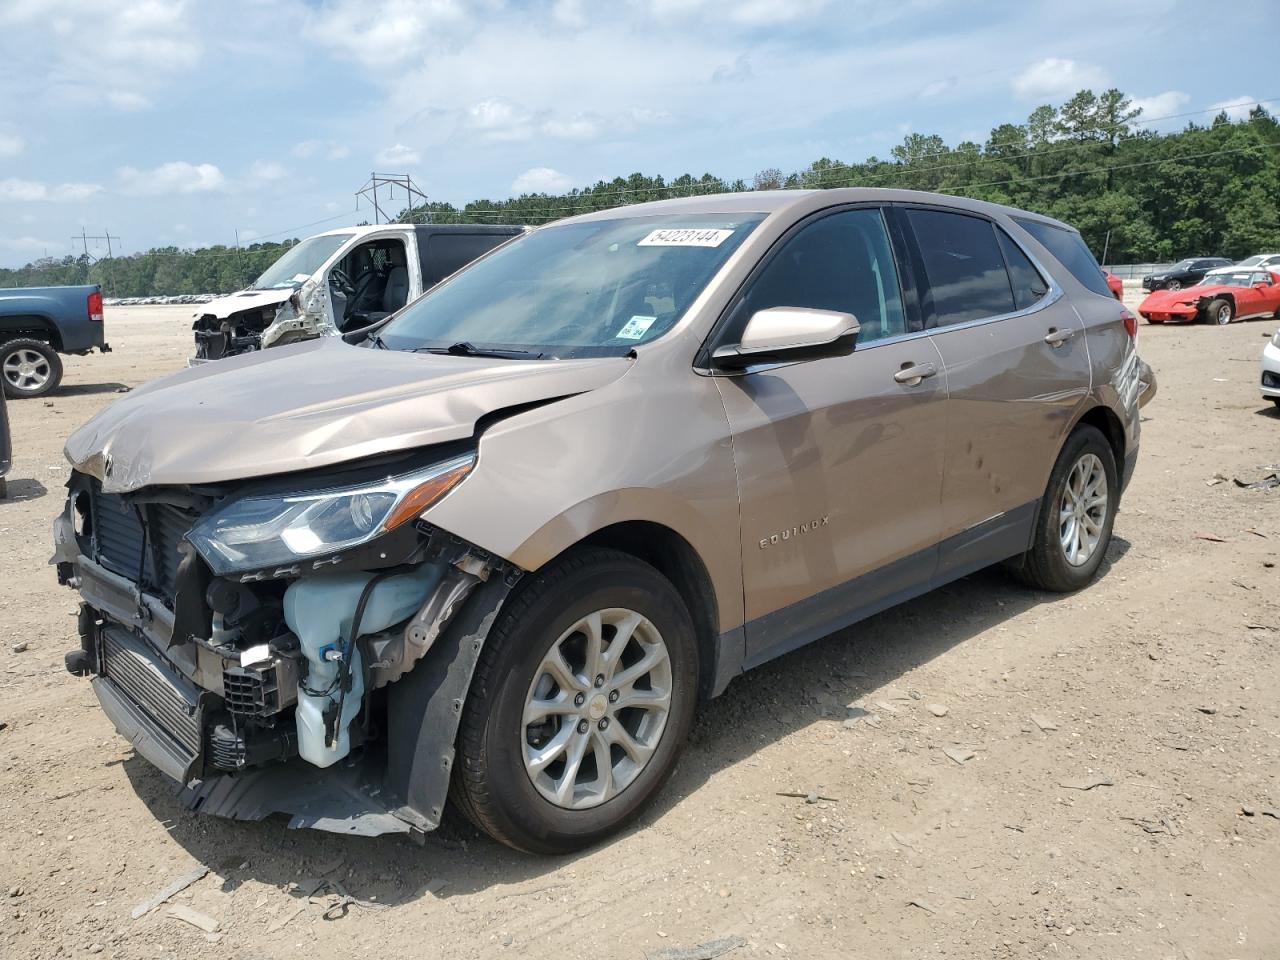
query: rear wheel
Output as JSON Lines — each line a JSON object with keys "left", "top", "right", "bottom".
{"left": 1009, "top": 425, "right": 1118, "bottom": 593}
{"left": 452, "top": 548, "right": 698, "bottom": 853}
{"left": 1205, "top": 298, "right": 1233, "bottom": 326}
{"left": 1, "top": 338, "right": 62, "bottom": 399}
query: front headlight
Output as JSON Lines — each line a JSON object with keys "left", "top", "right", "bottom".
{"left": 188, "top": 453, "right": 474, "bottom": 575}
{"left": 1272, "top": 329, "right": 1280, "bottom": 348}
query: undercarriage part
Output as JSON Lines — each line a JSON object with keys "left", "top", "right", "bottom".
{"left": 207, "top": 721, "right": 298, "bottom": 772}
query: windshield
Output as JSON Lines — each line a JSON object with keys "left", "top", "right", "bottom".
{"left": 253, "top": 233, "right": 353, "bottom": 290}
{"left": 379, "top": 214, "right": 765, "bottom": 358}
{"left": 1199, "top": 270, "right": 1259, "bottom": 288}
{"left": 1237, "top": 255, "right": 1264, "bottom": 267}
{"left": 1171, "top": 259, "right": 1194, "bottom": 271}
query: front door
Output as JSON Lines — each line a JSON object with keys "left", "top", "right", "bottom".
{"left": 713, "top": 207, "right": 948, "bottom": 666}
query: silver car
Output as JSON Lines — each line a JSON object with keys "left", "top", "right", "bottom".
{"left": 54, "top": 189, "right": 1154, "bottom": 852}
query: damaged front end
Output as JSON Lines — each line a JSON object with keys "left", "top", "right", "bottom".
{"left": 191, "top": 281, "right": 335, "bottom": 364}
{"left": 54, "top": 449, "right": 520, "bottom": 837}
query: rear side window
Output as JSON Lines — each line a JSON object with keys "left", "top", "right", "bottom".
{"left": 422, "top": 234, "right": 510, "bottom": 286}
{"left": 996, "top": 230, "right": 1049, "bottom": 310}
{"left": 1013, "top": 217, "right": 1112, "bottom": 298}
{"left": 905, "top": 209, "right": 1015, "bottom": 326}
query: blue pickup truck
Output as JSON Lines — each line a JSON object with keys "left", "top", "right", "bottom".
{"left": 0, "top": 284, "right": 110, "bottom": 398}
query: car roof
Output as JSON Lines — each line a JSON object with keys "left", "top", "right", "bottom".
{"left": 556, "top": 188, "right": 1078, "bottom": 232}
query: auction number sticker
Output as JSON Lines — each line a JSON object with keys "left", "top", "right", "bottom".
{"left": 616, "top": 315, "right": 657, "bottom": 339}
{"left": 638, "top": 228, "right": 734, "bottom": 247}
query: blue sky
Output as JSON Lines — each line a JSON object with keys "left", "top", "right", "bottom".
{"left": 0, "top": 0, "right": 1274, "bottom": 266}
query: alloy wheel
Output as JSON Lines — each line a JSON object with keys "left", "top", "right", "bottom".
{"left": 2, "top": 348, "right": 51, "bottom": 392}
{"left": 1215, "top": 304, "right": 1232, "bottom": 325}
{"left": 1059, "top": 453, "right": 1108, "bottom": 567}
{"left": 1166, "top": 280, "right": 1181, "bottom": 291}
{"left": 522, "top": 607, "right": 672, "bottom": 810}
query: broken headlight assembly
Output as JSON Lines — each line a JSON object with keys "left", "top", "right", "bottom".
{"left": 187, "top": 453, "right": 475, "bottom": 575}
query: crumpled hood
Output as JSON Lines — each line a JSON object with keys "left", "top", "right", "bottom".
{"left": 198, "top": 288, "right": 293, "bottom": 319}
{"left": 66, "top": 338, "right": 630, "bottom": 492}
{"left": 1140, "top": 286, "right": 1218, "bottom": 308}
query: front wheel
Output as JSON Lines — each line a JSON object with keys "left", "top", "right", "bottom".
{"left": 452, "top": 548, "right": 698, "bottom": 853}
{"left": 1165, "top": 279, "right": 1182, "bottom": 292}
{"left": 1008, "top": 424, "right": 1118, "bottom": 592}
{"left": 1205, "top": 298, "right": 1233, "bottom": 326}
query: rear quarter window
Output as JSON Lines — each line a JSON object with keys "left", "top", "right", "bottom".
{"left": 1012, "top": 217, "right": 1112, "bottom": 298}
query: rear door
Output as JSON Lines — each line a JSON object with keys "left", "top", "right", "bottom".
{"left": 896, "top": 206, "right": 1092, "bottom": 576}
{"left": 712, "top": 206, "right": 948, "bottom": 665}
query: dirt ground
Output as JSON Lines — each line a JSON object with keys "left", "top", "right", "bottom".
{"left": 1, "top": 298, "right": 1277, "bottom": 960}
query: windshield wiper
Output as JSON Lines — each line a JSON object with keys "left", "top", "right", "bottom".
{"left": 413, "top": 341, "right": 546, "bottom": 360}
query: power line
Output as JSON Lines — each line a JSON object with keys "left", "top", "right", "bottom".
{"left": 72, "top": 227, "right": 121, "bottom": 260}
{"left": 356, "top": 172, "right": 428, "bottom": 225}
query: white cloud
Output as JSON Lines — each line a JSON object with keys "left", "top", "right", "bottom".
{"left": 511, "top": 167, "right": 574, "bottom": 195}
{"left": 247, "top": 159, "right": 287, "bottom": 184}
{"left": 293, "top": 139, "right": 353, "bottom": 160}
{"left": 0, "top": 235, "right": 60, "bottom": 256}
{"left": 1210, "top": 95, "right": 1260, "bottom": 122}
{"left": 918, "top": 77, "right": 954, "bottom": 99}
{"left": 118, "top": 161, "right": 225, "bottom": 195}
{"left": 305, "top": 0, "right": 468, "bottom": 67}
{"left": 106, "top": 90, "right": 153, "bottom": 112}
{"left": 1011, "top": 58, "right": 1109, "bottom": 102}
{"left": 1128, "top": 90, "right": 1190, "bottom": 125}
{"left": 542, "top": 114, "right": 602, "bottom": 140}
{"left": 375, "top": 143, "right": 421, "bottom": 166}
{"left": 711, "top": 54, "right": 753, "bottom": 84}
{"left": 0, "top": 178, "right": 101, "bottom": 202}
{"left": 645, "top": 0, "right": 829, "bottom": 26}
{"left": 0, "top": 129, "right": 24, "bottom": 157}
{"left": 0, "top": 178, "right": 46, "bottom": 202}
{"left": 552, "top": 0, "right": 587, "bottom": 27}
{"left": 465, "top": 98, "right": 535, "bottom": 141}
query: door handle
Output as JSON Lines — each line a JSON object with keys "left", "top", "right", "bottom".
{"left": 893, "top": 361, "right": 938, "bottom": 386}
{"left": 1044, "top": 327, "right": 1075, "bottom": 347}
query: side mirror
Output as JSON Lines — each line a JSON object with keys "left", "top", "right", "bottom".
{"left": 711, "top": 307, "right": 860, "bottom": 371}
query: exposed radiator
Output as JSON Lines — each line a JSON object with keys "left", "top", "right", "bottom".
{"left": 101, "top": 627, "right": 201, "bottom": 756}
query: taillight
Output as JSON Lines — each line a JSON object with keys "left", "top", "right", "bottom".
{"left": 87, "top": 290, "right": 103, "bottom": 323}
{"left": 1120, "top": 307, "right": 1137, "bottom": 341}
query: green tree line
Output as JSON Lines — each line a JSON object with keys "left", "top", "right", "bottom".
{"left": 4, "top": 89, "right": 1277, "bottom": 297}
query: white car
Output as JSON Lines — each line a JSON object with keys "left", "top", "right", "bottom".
{"left": 1263, "top": 328, "right": 1280, "bottom": 408}
{"left": 1237, "top": 253, "right": 1280, "bottom": 270}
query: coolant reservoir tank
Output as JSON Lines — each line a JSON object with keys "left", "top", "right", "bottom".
{"left": 285, "top": 565, "right": 438, "bottom": 767}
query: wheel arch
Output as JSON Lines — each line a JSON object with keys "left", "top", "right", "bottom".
{"left": 1067, "top": 402, "right": 1125, "bottom": 476}
{"left": 0, "top": 315, "right": 64, "bottom": 352}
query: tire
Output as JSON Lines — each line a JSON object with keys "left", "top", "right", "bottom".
{"left": 1165, "top": 279, "right": 1181, "bottom": 292}
{"left": 1205, "top": 298, "right": 1233, "bottom": 326}
{"left": 452, "top": 547, "right": 699, "bottom": 854}
{"left": 1008, "top": 424, "right": 1118, "bottom": 593}
{"left": 1, "top": 338, "right": 62, "bottom": 399}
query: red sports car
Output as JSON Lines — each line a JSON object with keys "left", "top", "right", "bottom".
{"left": 1104, "top": 271, "right": 1123, "bottom": 300}
{"left": 1137, "top": 267, "right": 1280, "bottom": 325}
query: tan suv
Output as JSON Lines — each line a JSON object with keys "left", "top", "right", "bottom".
{"left": 55, "top": 189, "right": 1154, "bottom": 853}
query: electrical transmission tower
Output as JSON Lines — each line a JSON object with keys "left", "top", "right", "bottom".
{"left": 72, "top": 228, "right": 121, "bottom": 260}
{"left": 355, "top": 172, "right": 429, "bottom": 224}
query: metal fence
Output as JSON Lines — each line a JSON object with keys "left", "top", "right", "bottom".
{"left": 1101, "top": 263, "right": 1176, "bottom": 279}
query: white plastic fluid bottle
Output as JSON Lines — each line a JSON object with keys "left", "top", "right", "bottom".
{"left": 284, "top": 565, "right": 440, "bottom": 767}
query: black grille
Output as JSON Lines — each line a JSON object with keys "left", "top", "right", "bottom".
{"left": 1264, "top": 370, "right": 1279, "bottom": 389}
{"left": 92, "top": 489, "right": 190, "bottom": 597}
{"left": 101, "top": 628, "right": 201, "bottom": 755}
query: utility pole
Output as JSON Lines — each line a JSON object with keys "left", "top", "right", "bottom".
{"left": 71, "top": 228, "right": 121, "bottom": 261}
{"left": 355, "top": 172, "right": 429, "bottom": 224}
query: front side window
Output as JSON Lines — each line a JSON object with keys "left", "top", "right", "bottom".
{"left": 907, "top": 209, "right": 1015, "bottom": 326}
{"left": 381, "top": 214, "right": 764, "bottom": 358}
{"left": 728, "top": 208, "right": 906, "bottom": 345}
